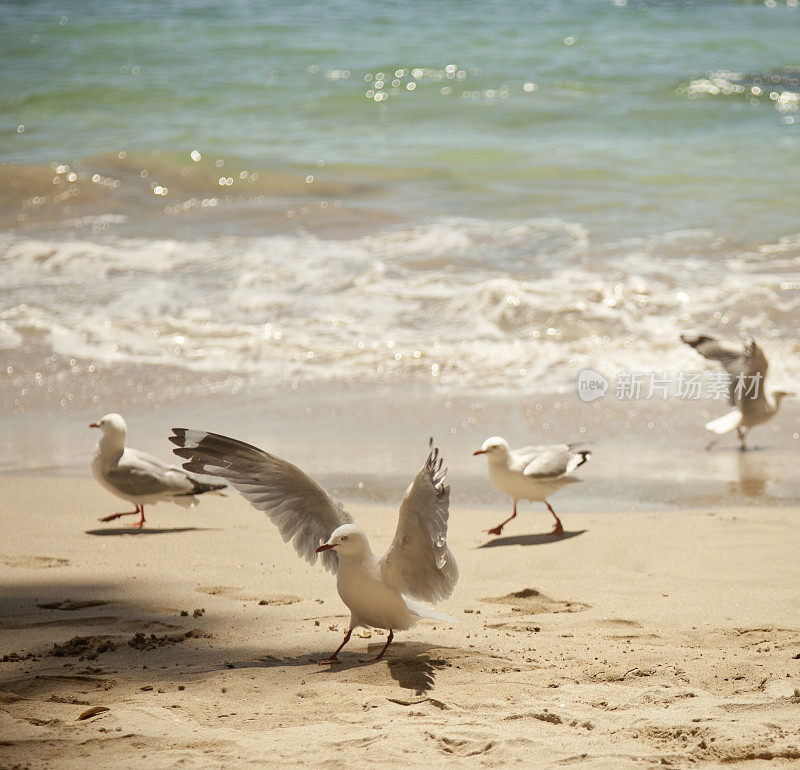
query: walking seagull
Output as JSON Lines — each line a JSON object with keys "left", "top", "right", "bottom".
{"left": 169, "top": 431, "right": 458, "bottom": 664}
{"left": 473, "top": 436, "right": 590, "bottom": 536}
{"left": 680, "top": 333, "right": 794, "bottom": 450}
{"left": 90, "top": 413, "right": 225, "bottom": 528}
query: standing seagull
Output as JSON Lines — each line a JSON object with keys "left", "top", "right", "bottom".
{"left": 680, "top": 333, "right": 794, "bottom": 450}
{"left": 473, "top": 437, "right": 590, "bottom": 536}
{"left": 169, "top": 431, "right": 458, "bottom": 664}
{"left": 90, "top": 413, "right": 225, "bottom": 528}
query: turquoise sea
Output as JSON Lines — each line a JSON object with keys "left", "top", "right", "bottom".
{"left": 3, "top": 0, "right": 800, "bottom": 235}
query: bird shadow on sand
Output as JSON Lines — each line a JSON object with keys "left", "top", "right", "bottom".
{"left": 479, "top": 529, "right": 586, "bottom": 549}
{"left": 85, "top": 527, "right": 219, "bottom": 536}
{"left": 217, "top": 641, "right": 451, "bottom": 694}
{"left": 387, "top": 650, "right": 448, "bottom": 694}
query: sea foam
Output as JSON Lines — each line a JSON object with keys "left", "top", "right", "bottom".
{"left": 1, "top": 218, "right": 798, "bottom": 408}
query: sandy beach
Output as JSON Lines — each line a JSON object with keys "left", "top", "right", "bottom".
{"left": 4, "top": 2, "right": 800, "bottom": 767}
{"left": 1, "top": 476, "right": 799, "bottom": 768}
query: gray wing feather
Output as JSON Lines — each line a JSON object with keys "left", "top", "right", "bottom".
{"left": 737, "top": 339, "right": 769, "bottom": 410}
{"left": 380, "top": 440, "right": 458, "bottom": 604}
{"left": 105, "top": 450, "right": 196, "bottom": 497}
{"left": 742, "top": 339, "right": 768, "bottom": 379}
{"left": 681, "top": 334, "right": 768, "bottom": 404}
{"left": 522, "top": 448, "right": 591, "bottom": 478}
{"left": 681, "top": 333, "right": 744, "bottom": 372}
{"left": 522, "top": 450, "right": 573, "bottom": 478}
{"left": 514, "top": 442, "right": 584, "bottom": 465}
{"left": 105, "top": 466, "right": 184, "bottom": 497}
{"left": 169, "top": 429, "right": 351, "bottom": 573}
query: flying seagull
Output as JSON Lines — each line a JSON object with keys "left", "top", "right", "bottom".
{"left": 680, "top": 333, "right": 794, "bottom": 450}
{"left": 90, "top": 413, "right": 225, "bottom": 528}
{"left": 169, "top": 430, "right": 458, "bottom": 663}
{"left": 473, "top": 436, "right": 590, "bottom": 536}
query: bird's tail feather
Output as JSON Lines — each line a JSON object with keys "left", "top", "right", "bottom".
{"left": 404, "top": 596, "right": 458, "bottom": 623}
{"left": 174, "top": 480, "right": 227, "bottom": 498}
{"left": 192, "top": 480, "right": 227, "bottom": 494}
{"left": 567, "top": 450, "right": 591, "bottom": 473}
{"left": 705, "top": 410, "right": 742, "bottom": 435}
{"left": 172, "top": 479, "right": 226, "bottom": 506}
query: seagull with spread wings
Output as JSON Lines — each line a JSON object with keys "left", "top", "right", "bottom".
{"left": 680, "top": 333, "right": 794, "bottom": 450}
{"left": 169, "top": 430, "right": 458, "bottom": 663}
{"left": 473, "top": 436, "right": 591, "bottom": 536}
{"left": 90, "top": 413, "right": 225, "bottom": 528}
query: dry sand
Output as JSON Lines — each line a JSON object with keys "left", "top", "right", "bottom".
{"left": 1, "top": 476, "right": 799, "bottom": 768}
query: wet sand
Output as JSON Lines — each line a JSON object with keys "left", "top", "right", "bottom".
{"left": 1, "top": 477, "right": 799, "bottom": 768}
{"left": 3, "top": 387, "right": 800, "bottom": 511}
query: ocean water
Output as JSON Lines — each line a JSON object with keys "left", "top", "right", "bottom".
{"left": 1, "top": 0, "right": 799, "bottom": 485}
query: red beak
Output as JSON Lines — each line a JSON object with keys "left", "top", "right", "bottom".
{"left": 315, "top": 543, "right": 335, "bottom": 553}
{"left": 89, "top": 422, "right": 99, "bottom": 428}
{"left": 472, "top": 449, "right": 485, "bottom": 455}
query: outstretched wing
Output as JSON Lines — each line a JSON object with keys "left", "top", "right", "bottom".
{"left": 681, "top": 332, "right": 744, "bottom": 372}
{"left": 681, "top": 334, "right": 767, "bottom": 405}
{"left": 742, "top": 339, "right": 768, "bottom": 379}
{"left": 169, "top": 429, "right": 351, "bottom": 573}
{"left": 522, "top": 448, "right": 590, "bottom": 478}
{"left": 380, "top": 440, "right": 458, "bottom": 604}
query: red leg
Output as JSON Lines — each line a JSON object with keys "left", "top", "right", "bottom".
{"left": 545, "top": 500, "right": 564, "bottom": 536}
{"left": 373, "top": 629, "right": 394, "bottom": 661}
{"left": 99, "top": 507, "right": 140, "bottom": 523}
{"left": 737, "top": 427, "right": 748, "bottom": 451}
{"left": 486, "top": 502, "right": 517, "bottom": 536}
{"left": 317, "top": 629, "right": 352, "bottom": 665}
{"left": 131, "top": 505, "right": 146, "bottom": 528}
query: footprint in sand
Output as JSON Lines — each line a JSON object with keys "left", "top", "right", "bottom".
{"left": 196, "top": 586, "right": 300, "bottom": 605}
{"left": 424, "top": 731, "right": 496, "bottom": 758}
{"left": 0, "top": 555, "right": 70, "bottom": 569}
{"left": 732, "top": 627, "right": 800, "bottom": 651}
{"left": 482, "top": 588, "right": 589, "bottom": 615}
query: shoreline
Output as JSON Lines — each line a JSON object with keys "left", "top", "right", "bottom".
{"left": 1, "top": 478, "right": 799, "bottom": 767}
{"left": 3, "top": 385, "right": 800, "bottom": 511}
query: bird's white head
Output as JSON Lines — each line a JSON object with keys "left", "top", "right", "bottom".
{"left": 315, "top": 524, "right": 369, "bottom": 558}
{"left": 89, "top": 413, "right": 127, "bottom": 442}
{"left": 472, "top": 436, "right": 510, "bottom": 458}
